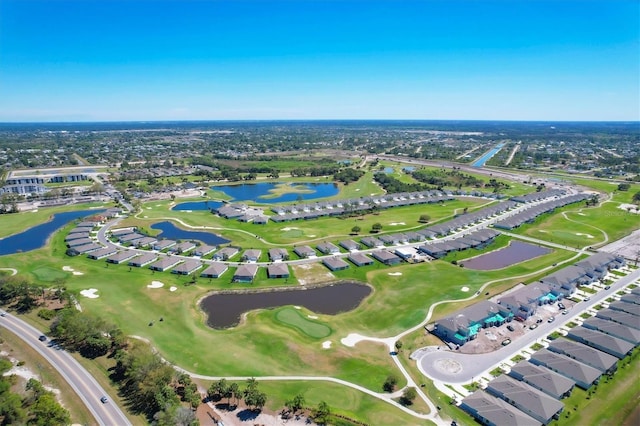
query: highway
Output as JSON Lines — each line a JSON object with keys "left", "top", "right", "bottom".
{"left": 0, "top": 314, "right": 131, "bottom": 426}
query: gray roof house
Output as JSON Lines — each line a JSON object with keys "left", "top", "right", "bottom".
{"left": 339, "top": 240, "right": 360, "bottom": 251}
{"left": 73, "top": 243, "right": 102, "bottom": 254}
{"left": 193, "top": 244, "right": 217, "bottom": 257}
{"left": 128, "top": 253, "right": 158, "bottom": 267}
{"left": 133, "top": 236, "right": 158, "bottom": 248}
{"left": 348, "top": 252, "right": 374, "bottom": 267}
{"left": 87, "top": 247, "right": 118, "bottom": 260}
{"left": 293, "top": 246, "right": 316, "bottom": 258}
{"left": 267, "top": 263, "right": 289, "bottom": 279}
{"left": 323, "top": 257, "right": 350, "bottom": 271}
{"left": 595, "top": 309, "right": 640, "bottom": 331}
{"left": 529, "top": 349, "right": 601, "bottom": 389}
{"left": 547, "top": 339, "right": 618, "bottom": 374}
{"left": 581, "top": 317, "right": 640, "bottom": 345}
{"left": 67, "top": 238, "right": 93, "bottom": 248}
{"left": 268, "top": 248, "right": 289, "bottom": 262}
{"left": 316, "top": 242, "right": 340, "bottom": 254}
{"left": 371, "top": 250, "right": 402, "bottom": 265}
{"left": 485, "top": 375, "right": 564, "bottom": 425}
{"left": 149, "top": 257, "right": 182, "bottom": 272}
{"left": 200, "top": 263, "right": 229, "bottom": 278}
{"left": 508, "top": 360, "right": 574, "bottom": 400}
{"left": 153, "top": 239, "right": 177, "bottom": 251}
{"left": 360, "top": 236, "right": 384, "bottom": 248}
{"left": 172, "top": 241, "right": 197, "bottom": 254}
{"left": 233, "top": 264, "right": 259, "bottom": 283}
{"left": 213, "top": 247, "right": 239, "bottom": 261}
{"left": 171, "top": 260, "right": 203, "bottom": 275}
{"left": 608, "top": 300, "right": 640, "bottom": 317}
{"left": 460, "top": 390, "right": 541, "bottom": 426}
{"left": 566, "top": 326, "right": 634, "bottom": 359}
{"left": 242, "top": 249, "right": 262, "bottom": 262}
{"left": 620, "top": 293, "right": 640, "bottom": 305}
{"left": 106, "top": 250, "right": 137, "bottom": 264}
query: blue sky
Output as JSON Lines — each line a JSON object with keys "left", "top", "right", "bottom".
{"left": 0, "top": 0, "right": 638, "bottom": 121}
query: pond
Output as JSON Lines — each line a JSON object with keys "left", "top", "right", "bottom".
{"left": 172, "top": 201, "right": 223, "bottom": 211}
{"left": 200, "top": 282, "right": 372, "bottom": 328}
{"left": 150, "top": 221, "right": 230, "bottom": 246}
{"left": 211, "top": 182, "right": 339, "bottom": 203}
{"left": 0, "top": 209, "right": 105, "bottom": 256}
{"left": 461, "top": 241, "right": 552, "bottom": 270}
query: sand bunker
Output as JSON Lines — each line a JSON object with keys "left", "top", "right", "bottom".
{"left": 619, "top": 203, "right": 639, "bottom": 214}
{"left": 80, "top": 289, "right": 99, "bottom": 299}
{"left": 308, "top": 234, "right": 316, "bottom": 237}
{"left": 461, "top": 286, "right": 470, "bottom": 292}
{"left": 355, "top": 188, "right": 360, "bottom": 191}
{"left": 31, "top": 209, "right": 39, "bottom": 213}
{"left": 62, "top": 266, "right": 74, "bottom": 271}
{"left": 308, "top": 315, "right": 318, "bottom": 319}
{"left": 388, "top": 272, "right": 403, "bottom": 276}
{"left": 169, "top": 286, "right": 177, "bottom": 292}
{"left": 576, "top": 233, "right": 595, "bottom": 239}
{"left": 322, "top": 341, "right": 332, "bottom": 349}
{"left": 294, "top": 306, "right": 301, "bottom": 309}
{"left": 72, "top": 271, "right": 84, "bottom": 276}
{"left": 341, "top": 333, "right": 368, "bottom": 347}
{"left": 281, "top": 227, "right": 299, "bottom": 231}
{"left": 390, "top": 222, "right": 406, "bottom": 226}
{"left": 147, "top": 281, "right": 164, "bottom": 289}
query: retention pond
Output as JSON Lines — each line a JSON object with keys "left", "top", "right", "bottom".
{"left": 461, "top": 241, "right": 552, "bottom": 270}
{"left": 201, "top": 281, "right": 371, "bottom": 328}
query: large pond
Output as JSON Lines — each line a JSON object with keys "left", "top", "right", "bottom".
{"left": 461, "top": 241, "right": 552, "bottom": 270}
{"left": 150, "top": 221, "right": 230, "bottom": 246}
{"left": 211, "top": 182, "right": 339, "bottom": 203}
{"left": 201, "top": 282, "right": 371, "bottom": 328}
{"left": 0, "top": 209, "right": 105, "bottom": 256}
{"left": 172, "top": 201, "right": 223, "bottom": 211}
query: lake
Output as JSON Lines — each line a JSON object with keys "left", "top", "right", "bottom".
{"left": 172, "top": 201, "right": 223, "bottom": 211}
{"left": 150, "top": 221, "right": 230, "bottom": 245}
{"left": 200, "top": 282, "right": 372, "bottom": 328}
{"left": 212, "top": 182, "right": 339, "bottom": 203}
{"left": 0, "top": 209, "right": 105, "bottom": 256}
{"left": 461, "top": 241, "right": 552, "bottom": 270}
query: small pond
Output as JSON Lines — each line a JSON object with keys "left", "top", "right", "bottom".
{"left": 461, "top": 241, "right": 552, "bottom": 270}
{"left": 201, "top": 282, "right": 371, "bottom": 328}
{"left": 172, "top": 201, "right": 223, "bottom": 211}
{"left": 150, "top": 221, "right": 230, "bottom": 246}
{"left": 0, "top": 209, "right": 105, "bottom": 256}
{"left": 383, "top": 167, "right": 394, "bottom": 174}
{"left": 211, "top": 182, "right": 339, "bottom": 203}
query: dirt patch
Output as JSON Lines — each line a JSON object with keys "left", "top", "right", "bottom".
{"left": 291, "top": 263, "right": 334, "bottom": 285}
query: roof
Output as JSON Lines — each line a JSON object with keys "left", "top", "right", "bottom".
{"left": 267, "top": 263, "right": 289, "bottom": 276}
{"left": 154, "top": 239, "right": 177, "bottom": 249}
{"left": 149, "top": 257, "right": 181, "bottom": 270}
{"left": 323, "top": 257, "right": 349, "bottom": 270}
{"left": 317, "top": 242, "right": 340, "bottom": 253}
{"left": 294, "top": 245, "right": 316, "bottom": 256}
{"left": 530, "top": 349, "right": 601, "bottom": 386}
{"left": 508, "top": 360, "right": 574, "bottom": 399}
{"left": 243, "top": 249, "right": 262, "bottom": 259}
{"left": 461, "top": 390, "right": 540, "bottom": 426}
{"left": 567, "top": 326, "right": 635, "bottom": 358}
{"left": 547, "top": 339, "right": 618, "bottom": 372}
{"left": 107, "top": 251, "right": 137, "bottom": 262}
{"left": 234, "top": 264, "right": 258, "bottom": 278}
{"left": 129, "top": 253, "right": 157, "bottom": 265}
{"left": 201, "top": 263, "right": 228, "bottom": 276}
{"left": 582, "top": 317, "right": 640, "bottom": 344}
{"left": 486, "top": 375, "right": 564, "bottom": 423}
{"left": 88, "top": 247, "right": 118, "bottom": 258}
{"left": 172, "top": 260, "right": 202, "bottom": 274}
{"left": 595, "top": 309, "right": 640, "bottom": 330}
{"left": 608, "top": 300, "right": 640, "bottom": 317}
{"left": 339, "top": 240, "right": 360, "bottom": 250}
{"left": 268, "top": 248, "right": 288, "bottom": 259}
{"left": 371, "top": 250, "right": 401, "bottom": 262}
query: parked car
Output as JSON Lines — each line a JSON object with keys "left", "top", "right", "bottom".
{"left": 604, "top": 285, "right": 611, "bottom": 290}
{"left": 529, "top": 324, "right": 538, "bottom": 330}
{"left": 38, "top": 335, "right": 47, "bottom": 342}
{"left": 558, "top": 302, "right": 566, "bottom": 310}
{"left": 548, "top": 316, "right": 555, "bottom": 323}
{"left": 501, "top": 339, "right": 511, "bottom": 346}
{"left": 507, "top": 325, "right": 515, "bottom": 332}
{"left": 584, "top": 296, "right": 591, "bottom": 301}
{"left": 562, "top": 310, "right": 569, "bottom": 315}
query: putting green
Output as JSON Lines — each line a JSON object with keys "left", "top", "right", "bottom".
{"left": 275, "top": 307, "right": 332, "bottom": 339}
{"left": 31, "top": 266, "right": 69, "bottom": 282}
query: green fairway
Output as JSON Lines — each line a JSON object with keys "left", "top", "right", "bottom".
{"left": 275, "top": 307, "right": 332, "bottom": 338}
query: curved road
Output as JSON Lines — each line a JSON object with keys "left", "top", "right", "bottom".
{"left": 0, "top": 314, "right": 131, "bottom": 426}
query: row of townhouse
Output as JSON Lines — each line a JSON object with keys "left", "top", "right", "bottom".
{"left": 494, "top": 193, "right": 590, "bottom": 230}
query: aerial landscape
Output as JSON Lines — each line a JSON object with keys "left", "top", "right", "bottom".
{"left": 0, "top": 1, "right": 638, "bottom": 426}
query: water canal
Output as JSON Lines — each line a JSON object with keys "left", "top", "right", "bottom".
{"left": 471, "top": 142, "right": 506, "bottom": 167}
{"left": 200, "top": 282, "right": 372, "bottom": 328}
{"left": 461, "top": 240, "right": 551, "bottom": 270}
{"left": 0, "top": 209, "right": 105, "bottom": 256}
{"left": 211, "top": 182, "right": 339, "bottom": 203}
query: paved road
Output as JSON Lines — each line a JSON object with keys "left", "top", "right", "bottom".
{"left": 416, "top": 267, "right": 640, "bottom": 384}
{"left": 0, "top": 314, "right": 131, "bottom": 426}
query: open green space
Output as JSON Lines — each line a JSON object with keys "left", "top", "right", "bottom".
{"left": 275, "top": 307, "right": 332, "bottom": 339}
